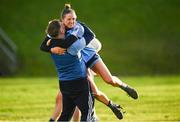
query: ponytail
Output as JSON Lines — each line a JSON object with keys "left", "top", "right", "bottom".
{"left": 61, "top": 3, "right": 76, "bottom": 19}
{"left": 64, "top": 4, "right": 71, "bottom": 9}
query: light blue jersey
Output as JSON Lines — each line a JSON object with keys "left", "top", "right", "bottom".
{"left": 66, "top": 22, "right": 84, "bottom": 38}
{"left": 66, "top": 22, "right": 97, "bottom": 63}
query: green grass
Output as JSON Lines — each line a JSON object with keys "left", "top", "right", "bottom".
{"left": 0, "top": 76, "right": 180, "bottom": 122}
{"left": 0, "top": 0, "right": 180, "bottom": 76}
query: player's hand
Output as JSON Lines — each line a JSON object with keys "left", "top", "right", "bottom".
{"left": 46, "top": 39, "right": 51, "bottom": 46}
{"left": 50, "top": 47, "right": 66, "bottom": 55}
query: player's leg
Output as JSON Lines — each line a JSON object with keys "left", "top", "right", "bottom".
{"left": 72, "top": 107, "right": 81, "bottom": 122}
{"left": 87, "top": 69, "right": 123, "bottom": 120}
{"left": 49, "top": 92, "right": 62, "bottom": 122}
{"left": 57, "top": 93, "right": 76, "bottom": 121}
{"left": 91, "top": 58, "right": 138, "bottom": 99}
{"left": 87, "top": 69, "right": 109, "bottom": 105}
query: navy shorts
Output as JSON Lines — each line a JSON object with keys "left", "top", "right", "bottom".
{"left": 86, "top": 53, "right": 101, "bottom": 68}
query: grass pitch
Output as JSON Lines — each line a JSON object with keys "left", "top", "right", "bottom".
{"left": 0, "top": 76, "right": 180, "bottom": 122}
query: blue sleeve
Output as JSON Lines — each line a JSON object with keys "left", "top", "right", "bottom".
{"left": 67, "top": 37, "right": 86, "bottom": 55}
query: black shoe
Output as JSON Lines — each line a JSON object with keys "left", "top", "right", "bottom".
{"left": 107, "top": 101, "right": 124, "bottom": 120}
{"left": 120, "top": 85, "right": 138, "bottom": 99}
{"left": 49, "top": 118, "right": 55, "bottom": 122}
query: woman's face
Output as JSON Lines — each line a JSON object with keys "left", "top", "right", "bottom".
{"left": 62, "top": 12, "right": 77, "bottom": 29}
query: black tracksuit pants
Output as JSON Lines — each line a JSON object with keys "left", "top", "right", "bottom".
{"left": 57, "top": 78, "right": 95, "bottom": 122}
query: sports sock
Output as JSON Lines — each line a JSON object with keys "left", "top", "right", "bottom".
{"left": 119, "top": 82, "right": 128, "bottom": 89}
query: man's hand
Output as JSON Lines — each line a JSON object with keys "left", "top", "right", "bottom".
{"left": 50, "top": 47, "right": 66, "bottom": 55}
{"left": 46, "top": 39, "right": 51, "bottom": 46}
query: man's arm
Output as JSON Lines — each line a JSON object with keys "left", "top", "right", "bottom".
{"left": 40, "top": 36, "right": 66, "bottom": 54}
{"left": 56, "top": 35, "right": 78, "bottom": 48}
{"left": 40, "top": 36, "right": 86, "bottom": 55}
{"left": 40, "top": 36, "right": 51, "bottom": 52}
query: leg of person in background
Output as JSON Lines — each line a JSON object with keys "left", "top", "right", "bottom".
{"left": 49, "top": 92, "right": 81, "bottom": 122}
{"left": 87, "top": 69, "right": 124, "bottom": 120}
{"left": 49, "top": 92, "right": 62, "bottom": 122}
{"left": 92, "top": 59, "right": 138, "bottom": 99}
